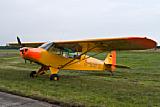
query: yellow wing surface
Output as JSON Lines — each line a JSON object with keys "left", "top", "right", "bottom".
{"left": 9, "top": 37, "right": 157, "bottom": 51}
{"left": 54, "top": 37, "right": 156, "bottom": 52}
{"left": 8, "top": 42, "right": 45, "bottom": 48}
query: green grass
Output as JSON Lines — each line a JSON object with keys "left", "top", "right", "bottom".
{"left": 0, "top": 50, "right": 160, "bottom": 107}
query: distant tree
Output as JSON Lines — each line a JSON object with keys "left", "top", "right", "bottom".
{"left": 157, "top": 46, "right": 160, "bottom": 49}
{"left": 0, "top": 46, "right": 18, "bottom": 49}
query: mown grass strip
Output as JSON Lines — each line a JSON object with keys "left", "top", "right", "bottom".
{"left": 0, "top": 50, "right": 159, "bottom": 107}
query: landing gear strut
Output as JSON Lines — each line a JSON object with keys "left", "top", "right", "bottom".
{"left": 30, "top": 66, "right": 49, "bottom": 78}
{"left": 49, "top": 67, "right": 60, "bottom": 81}
{"left": 30, "top": 66, "right": 60, "bottom": 81}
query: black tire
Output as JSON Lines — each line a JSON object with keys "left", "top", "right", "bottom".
{"left": 30, "top": 71, "right": 37, "bottom": 78}
{"left": 50, "top": 74, "right": 59, "bottom": 81}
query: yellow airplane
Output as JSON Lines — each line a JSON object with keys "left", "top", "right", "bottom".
{"left": 9, "top": 37, "right": 157, "bottom": 80}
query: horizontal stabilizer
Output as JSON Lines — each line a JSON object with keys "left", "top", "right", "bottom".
{"left": 105, "top": 64, "right": 130, "bottom": 69}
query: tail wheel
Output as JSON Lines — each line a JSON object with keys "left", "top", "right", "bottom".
{"left": 30, "top": 71, "right": 37, "bottom": 78}
{"left": 50, "top": 74, "right": 59, "bottom": 81}
{"left": 109, "top": 71, "right": 114, "bottom": 76}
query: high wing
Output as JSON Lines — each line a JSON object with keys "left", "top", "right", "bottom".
{"left": 8, "top": 42, "right": 46, "bottom": 48}
{"left": 8, "top": 37, "right": 157, "bottom": 52}
{"left": 53, "top": 37, "right": 157, "bottom": 52}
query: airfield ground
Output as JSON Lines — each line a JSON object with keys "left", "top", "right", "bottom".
{"left": 0, "top": 49, "right": 159, "bottom": 107}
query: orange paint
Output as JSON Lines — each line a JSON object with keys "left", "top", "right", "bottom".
{"left": 111, "top": 51, "right": 116, "bottom": 71}
{"left": 27, "top": 48, "right": 41, "bottom": 60}
{"left": 127, "top": 37, "right": 157, "bottom": 49}
{"left": 111, "top": 51, "right": 116, "bottom": 66}
{"left": 20, "top": 47, "right": 41, "bottom": 61}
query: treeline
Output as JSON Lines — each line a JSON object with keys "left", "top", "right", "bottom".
{"left": 0, "top": 46, "right": 19, "bottom": 49}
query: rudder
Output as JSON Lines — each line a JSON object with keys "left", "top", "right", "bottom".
{"left": 104, "top": 51, "right": 130, "bottom": 71}
{"left": 104, "top": 51, "right": 116, "bottom": 71}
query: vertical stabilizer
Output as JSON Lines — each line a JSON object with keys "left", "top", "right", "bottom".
{"left": 104, "top": 51, "right": 116, "bottom": 71}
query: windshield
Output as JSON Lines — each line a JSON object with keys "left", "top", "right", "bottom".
{"left": 39, "top": 42, "right": 54, "bottom": 50}
{"left": 39, "top": 42, "right": 79, "bottom": 58}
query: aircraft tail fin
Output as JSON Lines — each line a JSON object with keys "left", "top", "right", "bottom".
{"left": 104, "top": 51, "right": 116, "bottom": 71}
{"left": 104, "top": 51, "right": 116, "bottom": 65}
{"left": 104, "top": 51, "right": 130, "bottom": 71}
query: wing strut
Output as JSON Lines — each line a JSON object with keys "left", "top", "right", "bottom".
{"left": 62, "top": 51, "right": 105, "bottom": 68}
{"left": 58, "top": 46, "right": 97, "bottom": 69}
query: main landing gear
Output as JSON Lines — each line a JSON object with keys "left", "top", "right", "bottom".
{"left": 49, "top": 67, "right": 60, "bottom": 81}
{"left": 30, "top": 66, "right": 60, "bottom": 81}
{"left": 50, "top": 74, "right": 59, "bottom": 81}
{"left": 30, "top": 66, "right": 49, "bottom": 78}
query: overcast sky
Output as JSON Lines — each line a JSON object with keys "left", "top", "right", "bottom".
{"left": 0, "top": 0, "right": 160, "bottom": 45}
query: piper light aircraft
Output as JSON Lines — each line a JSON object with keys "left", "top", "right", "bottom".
{"left": 9, "top": 37, "right": 157, "bottom": 80}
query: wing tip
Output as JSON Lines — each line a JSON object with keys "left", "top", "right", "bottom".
{"left": 127, "top": 36, "right": 157, "bottom": 49}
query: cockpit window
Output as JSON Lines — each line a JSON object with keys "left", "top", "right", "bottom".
{"left": 39, "top": 42, "right": 80, "bottom": 58}
{"left": 39, "top": 42, "right": 54, "bottom": 50}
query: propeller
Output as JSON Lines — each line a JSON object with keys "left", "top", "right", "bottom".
{"left": 17, "top": 36, "right": 26, "bottom": 63}
{"left": 17, "top": 36, "right": 23, "bottom": 48}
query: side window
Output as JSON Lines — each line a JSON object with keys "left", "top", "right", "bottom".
{"left": 47, "top": 45, "right": 80, "bottom": 58}
{"left": 48, "top": 46, "right": 61, "bottom": 55}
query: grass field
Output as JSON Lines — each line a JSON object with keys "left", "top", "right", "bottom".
{"left": 0, "top": 49, "right": 160, "bottom": 107}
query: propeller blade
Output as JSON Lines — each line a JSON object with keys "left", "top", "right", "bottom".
{"left": 17, "top": 36, "right": 23, "bottom": 47}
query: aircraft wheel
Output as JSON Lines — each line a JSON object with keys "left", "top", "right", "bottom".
{"left": 30, "top": 71, "right": 37, "bottom": 78}
{"left": 109, "top": 71, "right": 114, "bottom": 76}
{"left": 50, "top": 74, "right": 59, "bottom": 81}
